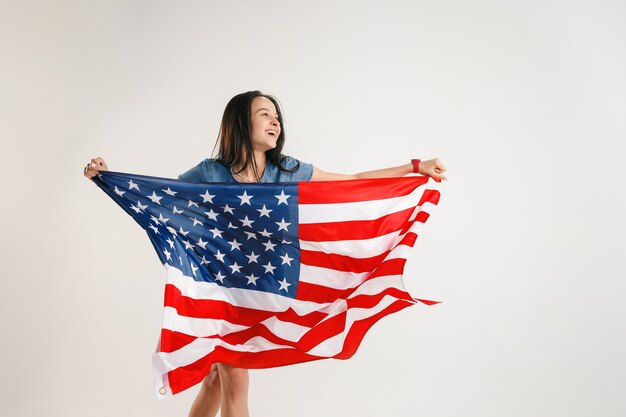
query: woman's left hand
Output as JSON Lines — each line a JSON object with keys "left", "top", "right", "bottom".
{"left": 419, "top": 158, "right": 447, "bottom": 181}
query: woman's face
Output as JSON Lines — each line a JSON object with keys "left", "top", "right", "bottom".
{"left": 250, "top": 96, "right": 281, "bottom": 152}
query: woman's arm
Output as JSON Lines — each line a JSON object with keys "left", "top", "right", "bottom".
{"left": 311, "top": 158, "right": 447, "bottom": 181}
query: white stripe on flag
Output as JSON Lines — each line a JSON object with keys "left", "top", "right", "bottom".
{"left": 298, "top": 264, "right": 370, "bottom": 289}
{"left": 298, "top": 185, "right": 438, "bottom": 223}
{"left": 299, "top": 229, "right": 407, "bottom": 258}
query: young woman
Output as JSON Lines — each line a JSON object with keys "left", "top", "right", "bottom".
{"left": 84, "top": 90, "right": 447, "bottom": 417}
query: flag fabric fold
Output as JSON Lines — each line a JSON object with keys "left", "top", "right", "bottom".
{"left": 92, "top": 171, "right": 442, "bottom": 397}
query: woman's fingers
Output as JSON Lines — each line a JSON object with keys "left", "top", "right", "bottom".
{"left": 83, "top": 157, "right": 109, "bottom": 178}
{"left": 91, "top": 157, "right": 108, "bottom": 170}
{"left": 84, "top": 165, "right": 99, "bottom": 178}
{"left": 421, "top": 158, "right": 448, "bottom": 181}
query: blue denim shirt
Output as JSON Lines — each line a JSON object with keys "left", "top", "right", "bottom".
{"left": 178, "top": 156, "right": 313, "bottom": 183}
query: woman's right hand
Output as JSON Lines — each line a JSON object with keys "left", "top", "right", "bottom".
{"left": 84, "top": 157, "right": 109, "bottom": 179}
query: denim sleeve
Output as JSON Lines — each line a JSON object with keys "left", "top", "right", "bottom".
{"left": 178, "top": 159, "right": 212, "bottom": 183}
{"left": 281, "top": 156, "right": 313, "bottom": 182}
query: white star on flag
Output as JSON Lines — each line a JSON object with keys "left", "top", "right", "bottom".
{"left": 278, "top": 278, "right": 291, "bottom": 292}
{"left": 257, "top": 204, "right": 272, "bottom": 217}
{"left": 200, "top": 190, "right": 215, "bottom": 203}
{"left": 148, "top": 191, "right": 163, "bottom": 204}
{"left": 237, "top": 191, "right": 253, "bottom": 205}
{"left": 275, "top": 190, "right": 290, "bottom": 205}
{"left": 128, "top": 179, "right": 140, "bottom": 191}
{"left": 275, "top": 218, "right": 290, "bottom": 231}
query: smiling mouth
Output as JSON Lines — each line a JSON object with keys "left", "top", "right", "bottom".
{"left": 266, "top": 130, "right": 278, "bottom": 136}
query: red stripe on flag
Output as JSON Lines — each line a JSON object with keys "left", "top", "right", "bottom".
{"left": 347, "top": 287, "right": 414, "bottom": 309}
{"left": 164, "top": 284, "right": 328, "bottom": 327}
{"left": 298, "top": 206, "right": 416, "bottom": 241}
{"left": 160, "top": 329, "right": 196, "bottom": 353}
{"left": 296, "top": 281, "right": 347, "bottom": 304}
{"left": 368, "top": 257, "right": 409, "bottom": 279}
{"left": 300, "top": 250, "right": 390, "bottom": 273}
{"left": 418, "top": 189, "right": 441, "bottom": 206}
{"left": 415, "top": 298, "right": 441, "bottom": 305}
{"left": 298, "top": 176, "right": 431, "bottom": 204}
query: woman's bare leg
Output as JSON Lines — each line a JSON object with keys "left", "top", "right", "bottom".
{"left": 217, "top": 363, "right": 250, "bottom": 417}
{"left": 188, "top": 364, "right": 222, "bottom": 417}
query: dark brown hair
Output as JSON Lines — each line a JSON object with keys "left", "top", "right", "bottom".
{"left": 214, "top": 90, "right": 298, "bottom": 179}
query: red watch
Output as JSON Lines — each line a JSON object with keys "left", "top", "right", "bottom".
{"left": 411, "top": 159, "right": 421, "bottom": 174}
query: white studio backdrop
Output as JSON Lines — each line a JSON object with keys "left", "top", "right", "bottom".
{"left": 1, "top": 1, "right": 625, "bottom": 416}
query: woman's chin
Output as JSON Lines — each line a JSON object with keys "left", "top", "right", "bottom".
{"left": 259, "top": 140, "right": 278, "bottom": 151}
{"left": 255, "top": 143, "right": 277, "bottom": 153}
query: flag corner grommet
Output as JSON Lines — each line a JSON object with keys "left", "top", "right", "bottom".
{"left": 159, "top": 387, "right": 167, "bottom": 395}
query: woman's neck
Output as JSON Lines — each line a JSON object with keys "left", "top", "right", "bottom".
{"left": 232, "top": 150, "right": 267, "bottom": 182}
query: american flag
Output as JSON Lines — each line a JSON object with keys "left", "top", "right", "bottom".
{"left": 92, "top": 171, "right": 442, "bottom": 397}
